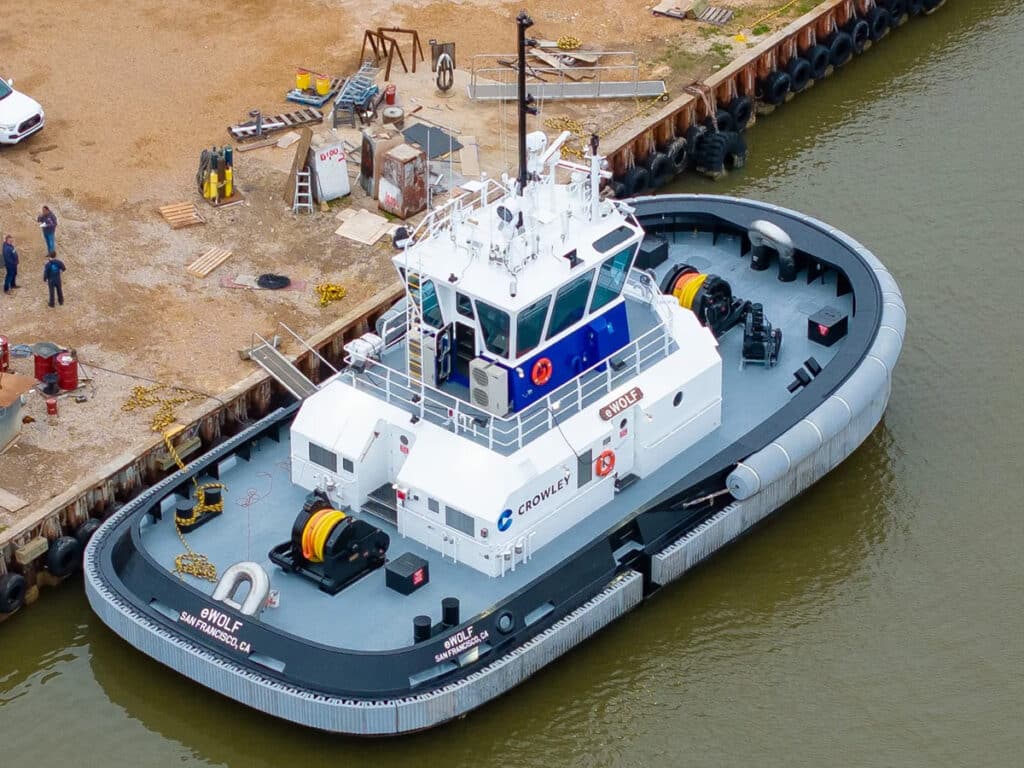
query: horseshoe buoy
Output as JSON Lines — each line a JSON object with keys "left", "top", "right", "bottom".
{"left": 532, "top": 357, "right": 553, "bottom": 386}
{"left": 595, "top": 450, "right": 616, "bottom": 477}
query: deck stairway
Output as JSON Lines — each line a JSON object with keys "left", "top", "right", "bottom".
{"left": 363, "top": 483, "right": 398, "bottom": 525}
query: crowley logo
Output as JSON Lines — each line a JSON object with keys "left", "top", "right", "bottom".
{"left": 599, "top": 386, "right": 644, "bottom": 421}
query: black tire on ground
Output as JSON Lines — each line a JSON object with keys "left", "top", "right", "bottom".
{"left": 760, "top": 70, "right": 792, "bottom": 105}
{"left": 722, "top": 131, "right": 748, "bottom": 170}
{"left": 684, "top": 124, "right": 707, "bottom": 157}
{"left": 846, "top": 18, "right": 870, "bottom": 54}
{"left": 696, "top": 132, "right": 729, "bottom": 175}
{"left": 46, "top": 536, "right": 81, "bottom": 578}
{"left": 805, "top": 45, "right": 830, "bottom": 80}
{"left": 866, "top": 7, "right": 891, "bottom": 40}
{"left": 715, "top": 109, "right": 737, "bottom": 133}
{"left": 0, "top": 572, "right": 27, "bottom": 614}
{"left": 829, "top": 31, "right": 855, "bottom": 67}
{"left": 646, "top": 152, "right": 673, "bottom": 188}
{"left": 665, "top": 137, "right": 689, "bottom": 175}
{"left": 727, "top": 95, "right": 754, "bottom": 131}
{"left": 786, "top": 57, "right": 813, "bottom": 93}
{"left": 622, "top": 165, "right": 651, "bottom": 196}
{"left": 75, "top": 517, "right": 102, "bottom": 548}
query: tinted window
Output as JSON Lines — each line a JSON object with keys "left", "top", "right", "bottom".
{"left": 547, "top": 270, "right": 595, "bottom": 339}
{"left": 342, "top": 457, "right": 354, "bottom": 473}
{"left": 456, "top": 292, "right": 474, "bottom": 318}
{"left": 308, "top": 443, "right": 337, "bottom": 472}
{"left": 420, "top": 279, "right": 443, "bottom": 328}
{"left": 593, "top": 225, "right": 634, "bottom": 253}
{"left": 516, "top": 297, "right": 551, "bottom": 356}
{"left": 590, "top": 247, "right": 635, "bottom": 312}
{"left": 475, "top": 300, "right": 511, "bottom": 357}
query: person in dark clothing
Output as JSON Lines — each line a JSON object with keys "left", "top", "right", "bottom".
{"left": 2, "top": 234, "right": 19, "bottom": 292}
{"left": 37, "top": 205, "right": 57, "bottom": 254}
{"left": 43, "top": 252, "right": 66, "bottom": 307}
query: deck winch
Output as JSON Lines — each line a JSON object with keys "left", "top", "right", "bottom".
{"left": 741, "top": 303, "right": 782, "bottom": 367}
{"left": 268, "top": 490, "right": 389, "bottom": 595}
{"left": 662, "top": 265, "right": 747, "bottom": 337}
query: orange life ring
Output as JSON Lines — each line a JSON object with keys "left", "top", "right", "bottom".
{"left": 532, "top": 357, "right": 553, "bottom": 386}
{"left": 595, "top": 449, "right": 616, "bottom": 477}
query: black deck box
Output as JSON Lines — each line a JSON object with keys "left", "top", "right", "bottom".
{"left": 634, "top": 235, "right": 668, "bottom": 270}
{"left": 386, "top": 552, "right": 430, "bottom": 595}
{"left": 807, "top": 306, "right": 849, "bottom": 347}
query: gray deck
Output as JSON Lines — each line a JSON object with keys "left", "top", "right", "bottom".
{"left": 138, "top": 230, "right": 853, "bottom": 653}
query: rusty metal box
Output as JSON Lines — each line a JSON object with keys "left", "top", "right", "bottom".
{"left": 378, "top": 143, "right": 427, "bottom": 219}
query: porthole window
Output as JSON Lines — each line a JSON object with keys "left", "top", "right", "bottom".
{"left": 400, "top": 435, "right": 409, "bottom": 446}
{"left": 673, "top": 391, "right": 683, "bottom": 407}
{"left": 619, "top": 418, "right": 628, "bottom": 430}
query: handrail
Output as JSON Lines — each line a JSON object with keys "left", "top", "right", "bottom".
{"left": 278, "top": 321, "right": 338, "bottom": 375}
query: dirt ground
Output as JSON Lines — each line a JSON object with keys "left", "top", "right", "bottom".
{"left": 0, "top": 0, "right": 811, "bottom": 524}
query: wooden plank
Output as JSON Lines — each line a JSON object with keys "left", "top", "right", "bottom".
{"left": 459, "top": 135, "right": 480, "bottom": 178}
{"left": 186, "top": 246, "right": 233, "bottom": 278}
{"left": 530, "top": 50, "right": 585, "bottom": 81}
{"left": 0, "top": 488, "right": 28, "bottom": 513}
{"left": 284, "top": 126, "right": 313, "bottom": 207}
{"left": 235, "top": 137, "right": 279, "bottom": 152}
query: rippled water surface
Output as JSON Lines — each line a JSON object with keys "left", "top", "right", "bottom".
{"left": 2, "top": 2, "right": 1022, "bottom": 764}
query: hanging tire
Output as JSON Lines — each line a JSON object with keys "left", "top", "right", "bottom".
{"left": 695, "top": 132, "right": 729, "bottom": 175}
{"left": 907, "top": 0, "right": 924, "bottom": 13}
{"left": 865, "top": 7, "right": 891, "bottom": 41}
{"left": 611, "top": 180, "right": 628, "bottom": 199}
{"left": 622, "top": 165, "right": 650, "bottom": 196}
{"left": 846, "top": 19, "right": 870, "bottom": 54}
{"left": 786, "top": 57, "right": 812, "bottom": 93}
{"left": 646, "top": 152, "right": 673, "bottom": 188}
{"left": 828, "top": 31, "right": 855, "bottom": 67}
{"left": 46, "top": 536, "right": 81, "bottom": 578}
{"left": 805, "top": 45, "right": 830, "bottom": 80}
{"left": 684, "top": 124, "right": 707, "bottom": 157}
{"left": 760, "top": 70, "right": 792, "bottom": 105}
{"left": 75, "top": 517, "right": 102, "bottom": 548}
{"left": 880, "top": 0, "right": 908, "bottom": 23}
{"left": 0, "top": 572, "right": 27, "bottom": 614}
{"left": 665, "top": 137, "right": 689, "bottom": 175}
{"left": 727, "top": 96, "right": 753, "bottom": 131}
{"left": 714, "top": 109, "right": 737, "bottom": 133}
{"left": 722, "top": 131, "right": 747, "bottom": 170}
{"left": 922, "top": 0, "right": 942, "bottom": 14}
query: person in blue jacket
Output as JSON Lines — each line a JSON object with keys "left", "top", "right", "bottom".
{"left": 43, "top": 251, "right": 66, "bottom": 307}
{"left": 37, "top": 205, "right": 57, "bottom": 254}
{"left": 2, "top": 234, "right": 19, "bottom": 293}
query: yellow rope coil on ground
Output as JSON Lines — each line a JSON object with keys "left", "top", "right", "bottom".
{"left": 557, "top": 35, "right": 581, "bottom": 50}
{"left": 315, "top": 282, "right": 347, "bottom": 307}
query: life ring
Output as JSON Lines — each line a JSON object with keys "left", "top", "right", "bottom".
{"left": 0, "top": 572, "right": 27, "bottom": 614}
{"left": 531, "top": 357, "right": 553, "bottom": 386}
{"left": 595, "top": 450, "right": 616, "bottom": 478}
{"left": 46, "top": 536, "right": 81, "bottom": 578}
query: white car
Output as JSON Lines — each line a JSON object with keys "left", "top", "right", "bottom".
{"left": 0, "top": 77, "right": 45, "bottom": 145}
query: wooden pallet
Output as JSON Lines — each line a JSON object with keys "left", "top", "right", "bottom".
{"left": 286, "top": 78, "right": 343, "bottom": 106}
{"left": 228, "top": 108, "right": 323, "bottom": 141}
{"left": 699, "top": 6, "right": 734, "bottom": 25}
{"left": 187, "top": 246, "right": 233, "bottom": 278}
{"left": 157, "top": 202, "right": 205, "bottom": 229}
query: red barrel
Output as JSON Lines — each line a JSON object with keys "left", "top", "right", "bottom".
{"left": 34, "top": 351, "right": 56, "bottom": 381}
{"left": 46, "top": 398, "right": 58, "bottom": 416}
{"left": 384, "top": 83, "right": 397, "bottom": 105}
{"left": 0, "top": 335, "right": 9, "bottom": 372}
{"left": 56, "top": 351, "right": 79, "bottom": 390}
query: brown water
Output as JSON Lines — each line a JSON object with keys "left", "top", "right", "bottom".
{"left": 2, "top": 3, "right": 1022, "bottom": 764}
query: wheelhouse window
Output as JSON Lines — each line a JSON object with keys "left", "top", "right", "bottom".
{"left": 475, "top": 300, "right": 511, "bottom": 357}
{"left": 547, "top": 270, "right": 595, "bottom": 340}
{"left": 456, "top": 292, "right": 475, "bottom": 319}
{"left": 516, "top": 296, "right": 551, "bottom": 357}
{"left": 308, "top": 443, "right": 337, "bottom": 472}
{"left": 445, "top": 506, "right": 475, "bottom": 536}
{"left": 420, "top": 279, "right": 444, "bottom": 328}
{"left": 590, "top": 247, "right": 635, "bottom": 312}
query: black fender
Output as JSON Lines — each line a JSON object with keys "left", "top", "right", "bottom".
{"left": 805, "top": 45, "right": 830, "bottom": 80}
{"left": 828, "top": 31, "right": 855, "bottom": 67}
{"left": 46, "top": 536, "right": 82, "bottom": 578}
{"left": 847, "top": 18, "right": 870, "bottom": 54}
{"left": 714, "top": 109, "right": 737, "bottom": 133}
{"left": 695, "top": 132, "right": 729, "bottom": 175}
{"left": 645, "top": 152, "right": 673, "bottom": 188}
{"left": 76, "top": 517, "right": 102, "bottom": 548}
{"left": 759, "top": 70, "right": 792, "bottom": 105}
{"left": 786, "top": 57, "right": 812, "bottom": 93}
{"left": 907, "top": 0, "right": 925, "bottom": 13}
{"left": 727, "top": 95, "right": 754, "bottom": 131}
{"left": 879, "top": 0, "right": 908, "bottom": 23}
{"left": 723, "top": 132, "right": 747, "bottom": 170}
{"left": 684, "top": 124, "right": 707, "bottom": 156}
{"left": 622, "top": 165, "right": 651, "bottom": 196}
{"left": 0, "top": 572, "right": 27, "bottom": 614}
{"left": 664, "top": 137, "right": 689, "bottom": 175}
{"left": 865, "top": 6, "right": 891, "bottom": 41}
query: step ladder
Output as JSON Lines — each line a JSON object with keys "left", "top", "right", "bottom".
{"left": 247, "top": 334, "right": 318, "bottom": 400}
{"left": 293, "top": 170, "right": 314, "bottom": 213}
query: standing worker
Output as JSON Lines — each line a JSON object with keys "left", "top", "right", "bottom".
{"left": 43, "top": 251, "right": 66, "bottom": 307}
{"left": 37, "top": 205, "right": 57, "bottom": 254}
{"left": 2, "top": 234, "right": 19, "bottom": 293}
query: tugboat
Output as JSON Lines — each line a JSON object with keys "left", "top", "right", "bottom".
{"left": 84, "top": 12, "right": 905, "bottom": 735}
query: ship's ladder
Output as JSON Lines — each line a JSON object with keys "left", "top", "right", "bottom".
{"left": 405, "top": 272, "right": 426, "bottom": 384}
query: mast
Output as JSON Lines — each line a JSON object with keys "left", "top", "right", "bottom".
{"left": 516, "top": 10, "right": 536, "bottom": 193}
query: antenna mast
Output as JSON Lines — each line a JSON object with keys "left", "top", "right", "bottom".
{"left": 516, "top": 10, "right": 537, "bottom": 194}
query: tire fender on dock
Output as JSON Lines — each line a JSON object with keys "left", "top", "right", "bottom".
{"left": 646, "top": 152, "right": 673, "bottom": 188}
{"left": 665, "top": 138, "right": 689, "bottom": 174}
{"left": 727, "top": 96, "right": 754, "bottom": 131}
{"left": 760, "top": 70, "right": 792, "bottom": 105}
{"left": 828, "top": 31, "right": 855, "bottom": 67}
{"left": 0, "top": 572, "right": 27, "bottom": 614}
{"left": 46, "top": 536, "right": 82, "bottom": 578}
{"left": 865, "top": 7, "right": 892, "bottom": 41}
{"left": 805, "top": 45, "right": 830, "bottom": 80}
{"left": 847, "top": 19, "right": 870, "bottom": 54}
{"left": 786, "top": 57, "right": 812, "bottom": 93}
{"left": 621, "top": 165, "right": 651, "bottom": 196}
